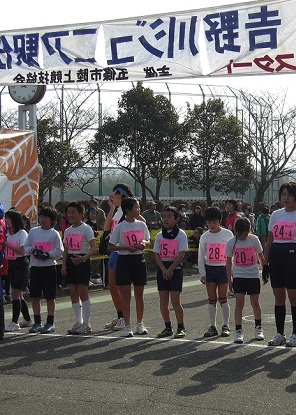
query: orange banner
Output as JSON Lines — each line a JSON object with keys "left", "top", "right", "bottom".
{"left": 0, "top": 129, "right": 39, "bottom": 221}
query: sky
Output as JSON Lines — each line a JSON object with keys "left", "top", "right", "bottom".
{"left": 0, "top": 0, "right": 294, "bottom": 106}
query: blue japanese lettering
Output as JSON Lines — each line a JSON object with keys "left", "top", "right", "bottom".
{"left": 204, "top": 11, "right": 240, "bottom": 54}
{"left": 245, "top": 6, "right": 281, "bottom": 50}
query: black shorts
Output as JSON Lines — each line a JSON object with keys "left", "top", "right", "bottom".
{"left": 30, "top": 266, "right": 57, "bottom": 299}
{"left": 157, "top": 261, "right": 183, "bottom": 292}
{"left": 116, "top": 254, "right": 147, "bottom": 286}
{"left": 269, "top": 243, "right": 296, "bottom": 289}
{"left": 65, "top": 254, "right": 91, "bottom": 285}
{"left": 205, "top": 264, "right": 228, "bottom": 284}
{"left": 233, "top": 277, "right": 260, "bottom": 295}
{"left": 8, "top": 257, "right": 30, "bottom": 290}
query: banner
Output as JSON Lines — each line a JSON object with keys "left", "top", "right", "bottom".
{"left": 0, "top": 129, "right": 39, "bottom": 221}
{"left": 0, "top": 0, "right": 295, "bottom": 85}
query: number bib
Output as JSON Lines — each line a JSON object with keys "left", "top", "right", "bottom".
{"left": 65, "top": 233, "right": 83, "bottom": 251}
{"left": 33, "top": 241, "right": 52, "bottom": 252}
{"left": 159, "top": 239, "right": 178, "bottom": 260}
{"left": 5, "top": 242, "right": 17, "bottom": 260}
{"left": 112, "top": 220, "right": 119, "bottom": 232}
{"left": 206, "top": 243, "right": 226, "bottom": 263}
{"left": 123, "top": 229, "right": 144, "bottom": 246}
{"left": 234, "top": 246, "right": 256, "bottom": 267}
{"left": 272, "top": 221, "right": 295, "bottom": 241}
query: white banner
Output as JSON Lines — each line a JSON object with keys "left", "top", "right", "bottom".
{"left": 0, "top": 0, "right": 295, "bottom": 85}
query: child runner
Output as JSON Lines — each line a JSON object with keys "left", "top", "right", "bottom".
{"left": 4, "top": 210, "right": 32, "bottom": 332}
{"left": 108, "top": 197, "right": 150, "bottom": 338}
{"left": 104, "top": 183, "right": 145, "bottom": 331}
{"left": 62, "top": 202, "right": 97, "bottom": 335}
{"left": 226, "top": 217, "right": 266, "bottom": 344}
{"left": 264, "top": 182, "right": 296, "bottom": 347}
{"left": 198, "top": 206, "right": 233, "bottom": 338}
{"left": 25, "top": 206, "right": 63, "bottom": 333}
{"left": 153, "top": 205, "right": 188, "bottom": 338}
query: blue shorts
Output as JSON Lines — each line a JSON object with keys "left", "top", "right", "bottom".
{"left": 108, "top": 251, "right": 119, "bottom": 269}
{"left": 205, "top": 264, "right": 228, "bottom": 284}
{"left": 157, "top": 261, "right": 183, "bottom": 292}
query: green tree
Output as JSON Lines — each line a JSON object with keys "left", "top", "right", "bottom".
{"left": 175, "top": 98, "right": 254, "bottom": 206}
{"left": 90, "top": 82, "right": 181, "bottom": 207}
{"left": 37, "top": 118, "right": 83, "bottom": 204}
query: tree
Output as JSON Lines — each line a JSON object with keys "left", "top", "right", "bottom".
{"left": 37, "top": 118, "right": 84, "bottom": 204}
{"left": 174, "top": 98, "right": 254, "bottom": 206}
{"left": 239, "top": 90, "right": 296, "bottom": 214}
{"left": 90, "top": 82, "right": 181, "bottom": 207}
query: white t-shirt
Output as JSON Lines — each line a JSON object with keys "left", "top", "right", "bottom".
{"left": 109, "top": 219, "right": 150, "bottom": 255}
{"left": 25, "top": 226, "right": 64, "bottom": 267}
{"left": 153, "top": 228, "right": 188, "bottom": 262}
{"left": 6, "top": 229, "right": 28, "bottom": 260}
{"left": 63, "top": 222, "right": 95, "bottom": 254}
{"left": 268, "top": 208, "right": 296, "bottom": 243}
{"left": 198, "top": 228, "right": 233, "bottom": 276}
{"left": 225, "top": 234, "right": 263, "bottom": 279}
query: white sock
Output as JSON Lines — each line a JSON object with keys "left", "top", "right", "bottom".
{"left": 208, "top": 303, "right": 217, "bottom": 327}
{"left": 220, "top": 301, "right": 230, "bottom": 326}
{"left": 72, "top": 301, "right": 82, "bottom": 324}
{"left": 82, "top": 299, "right": 91, "bottom": 326}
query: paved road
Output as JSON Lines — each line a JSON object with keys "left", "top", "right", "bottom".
{"left": 1, "top": 270, "right": 295, "bottom": 415}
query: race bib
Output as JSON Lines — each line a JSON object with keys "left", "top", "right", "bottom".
{"left": 33, "top": 241, "right": 52, "bottom": 252}
{"left": 65, "top": 233, "right": 82, "bottom": 251}
{"left": 159, "top": 239, "right": 178, "bottom": 260}
{"left": 111, "top": 220, "right": 119, "bottom": 232}
{"left": 207, "top": 243, "right": 226, "bottom": 263}
{"left": 123, "top": 229, "right": 144, "bottom": 246}
{"left": 234, "top": 246, "right": 256, "bottom": 267}
{"left": 5, "top": 242, "right": 17, "bottom": 260}
{"left": 272, "top": 221, "right": 295, "bottom": 241}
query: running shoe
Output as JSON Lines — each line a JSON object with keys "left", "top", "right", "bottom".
{"left": 68, "top": 322, "right": 82, "bottom": 334}
{"left": 204, "top": 325, "right": 218, "bottom": 337}
{"left": 105, "top": 317, "right": 118, "bottom": 329}
{"left": 221, "top": 325, "right": 230, "bottom": 337}
{"left": 113, "top": 317, "right": 125, "bottom": 331}
{"left": 234, "top": 329, "right": 244, "bottom": 344}
{"left": 19, "top": 319, "right": 33, "bottom": 328}
{"left": 135, "top": 323, "right": 148, "bottom": 335}
{"left": 40, "top": 323, "right": 55, "bottom": 334}
{"left": 255, "top": 325, "right": 264, "bottom": 340}
{"left": 29, "top": 323, "right": 42, "bottom": 333}
{"left": 74, "top": 323, "right": 92, "bottom": 335}
{"left": 286, "top": 333, "right": 296, "bottom": 347}
{"left": 123, "top": 325, "right": 133, "bottom": 337}
{"left": 157, "top": 327, "right": 174, "bottom": 338}
{"left": 5, "top": 322, "right": 20, "bottom": 332}
{"left": 268, "top": 333, "right": 287, "bottom": 346}
{"left": 174, "top": 328, "right": 186, "bottom": 339}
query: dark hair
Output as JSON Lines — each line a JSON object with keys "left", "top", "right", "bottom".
{"left": 234, "top": 217, "right": 251, "bottom": 235}
{"left": 226, "top": 199, "right": 238, "bottom": 211}
{"left": 22, "top": 214, "right": 31, "bottom": 231}
{"left": 261, "top": 207, "right": 269, "bottom": 215}
{"left": 39, "top": 206, "right": 58, "bottom": 226}
{"left": 177, "top": 204, "right": 186, "bottom": 210}
{"left": 163, "top": 205, "right": 179, "bottom": 219}
{"left": 86, "top": 208, "right": 96, "bottom": 221}
{"left": 89, "top": 199, "right": 98, "bottom": 206}
{"left": 67, "top": 202, "right": 85, "bottom": 214}
{"left": 194, "top": 206, "right": 202, "bottom": 212}
{"left": 204, "top": 206, "right": 222, "bottom": 221}
{"left": 119, "top": 197, "right": 138, "bottom": 222}
{"left": 5, "top": 210, "right": 24, "bottom": 233}
{"left": 279, "top": 182, "right": 296, "bottom": 200}
{"left": 194, "top": 227, "right": 204, "bottom": 235}
{"left": 113, "top": 183, "right": 134, "bottom": 199}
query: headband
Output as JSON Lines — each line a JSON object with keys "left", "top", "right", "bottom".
{"left": 116, "top": 187, "right": 129, "bottom": 197}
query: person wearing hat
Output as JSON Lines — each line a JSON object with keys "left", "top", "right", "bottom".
{"left": 142, "top": 201, "right": 162, "bottom": 230}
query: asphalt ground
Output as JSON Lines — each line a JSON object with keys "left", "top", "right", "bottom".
{"left": 1, "top": 269, "right": 295, "bottom": 415}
